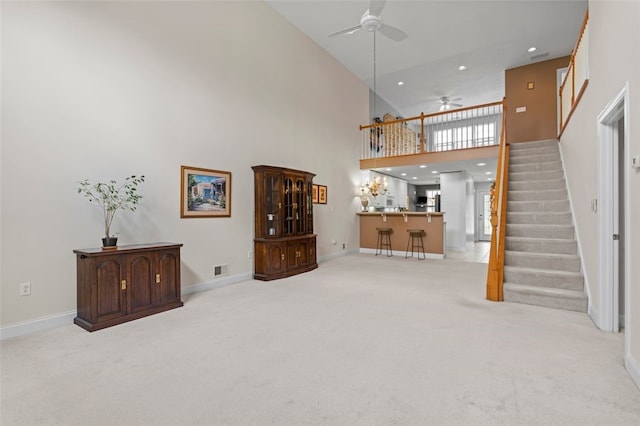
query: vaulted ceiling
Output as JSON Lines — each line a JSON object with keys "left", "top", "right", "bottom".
{"left": 266, "top": 0, "right": 588, "bottom": 184}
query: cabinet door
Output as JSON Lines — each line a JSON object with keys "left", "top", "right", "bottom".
{"left": 128, "top": 253, "right": 154, "bottom": 314}
{"left": 92, "top": 256, "right": 127, "bottom": 322}
{"left": 305, "top": 179, "right": 314, "bottom": 234}
{"left": 155, "top": 249, "right": 181, "bottom": 306}
{"left": 294, "top": 177, "right": 306, "bottom": 235}
{"left": 263, "top": 172, "right": 282, "bottom": 237}
{"left": 286, "top": 241, "right": 299, "bottom": 269}
{"left": 265, "top": 242, "right": 287, "bottom": 275}
{"left": 296, "top": 239, "right": 310, "bottom": 268}
{"left": 283, "top": 177, "right": 295, "bottom": 235}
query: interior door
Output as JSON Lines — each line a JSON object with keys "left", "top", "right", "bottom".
{"left": 477, "top": 190, "right": 492, "bottom": 241}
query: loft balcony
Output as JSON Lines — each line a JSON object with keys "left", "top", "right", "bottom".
{"left": 360, "top": 101, "right": 503, "bottom": 172}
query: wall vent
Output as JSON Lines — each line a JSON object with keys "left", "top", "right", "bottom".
{"left": 213, "top": 264, "right": 229, "bottom": 277}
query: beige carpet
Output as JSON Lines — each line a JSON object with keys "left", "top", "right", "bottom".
{"left": 2, "top": 254, "right": 639, "bottom": 426}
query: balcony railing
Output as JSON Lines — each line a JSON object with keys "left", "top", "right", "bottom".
{"left": 559, "top": 9, "right": 589, "bottom": 136}
{"left": 360, "top": 101, "right": 504, "bottom": 160}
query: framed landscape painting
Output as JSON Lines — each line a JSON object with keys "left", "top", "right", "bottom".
{"left": 181, "top": 166, "right": 231, "bottom": 218}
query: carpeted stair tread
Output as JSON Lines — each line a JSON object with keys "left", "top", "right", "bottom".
{"left": 505, "top": 236, "right": 577, "bottom": 255}
{"left": 507, "top": 212, "right": 573, "bottom": 225}
{"left": 504, "top": 266, "right": 584, "bottom": 291}
{"left": 503, "top": 282, "right": 587, "bottom": 312}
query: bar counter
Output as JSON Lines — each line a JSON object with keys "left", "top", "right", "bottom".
{"left": 357, "top": 212, "right": 446, "bottom": 258}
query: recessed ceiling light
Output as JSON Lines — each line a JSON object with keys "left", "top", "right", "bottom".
{"left": 458, "top": 65, "right": 466, "bottom": 71}
{"left": 397, "top": 81, "right": 404, "bottom": 86}
{"left": 528, "top": 47, "right": 537, "bottom": 53}
{"left": 485, "top": 171, "right": 492, "bottom": 175}
{"left": 419, "top": 165, "right": 427, "bottom": 168}
{"left": 488, "top": 178, "right": 494, "bottom": 181}
{"left": 432, "top": 171, "right": 439, "bottom": 174}
{"left": 477, "top": 162, "right": 486, "bottom": 166}
{"left": 401, "top": 173, "right": 407, "bottom": 176}
{"left": 385, "top": 168, "right": 392, "bottom": 171}
{"left": 412, "top": 177, "right": 417, "bottom": 180}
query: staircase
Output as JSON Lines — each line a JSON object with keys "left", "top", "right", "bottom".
{"left": 503, "top": 139, "right": 587, "bottom": 312}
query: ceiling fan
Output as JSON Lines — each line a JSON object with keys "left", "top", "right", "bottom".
{"left": 439, "top": 96, "right": 463, "bottom": 111}
{"left": 328, "top": 0, "right": 408, "bottom": 42}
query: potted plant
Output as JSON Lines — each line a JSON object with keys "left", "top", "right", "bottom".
{"left": 77, "top": 175, "right": 145, "bottom": 248}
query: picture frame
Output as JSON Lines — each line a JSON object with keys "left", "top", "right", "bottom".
{"left": 312, "top": 184, "right": 319, "bottom": 204}
{"left": 181, "top": 166, "right": 231, "bottom": 218}
{"left": 318, "top": 185, "right": 327, "bottom": 205}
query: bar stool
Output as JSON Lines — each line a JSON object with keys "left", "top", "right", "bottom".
{"left": 405, "top": 229, "right": 426, "bottom": 260}
{"left": 375, "top": 228, "right": 393, "bottom": 257}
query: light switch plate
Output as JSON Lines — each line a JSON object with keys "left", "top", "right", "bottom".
{"left": 632, "top": 154, "right": 640, "bottom": 169}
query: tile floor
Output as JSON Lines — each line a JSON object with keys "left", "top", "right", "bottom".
{"left": 445, "top": 241, "right": 490, "bottom": 263}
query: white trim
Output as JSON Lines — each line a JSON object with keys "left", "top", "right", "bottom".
{"left": 0, "top": 311, "right": 76, "bottom": 341}
{"left": 181, "top": 272, "right": 252, "bottom": 296}
{"left": 596, "top": 83, "right": 628, "bottom": 332}
{"left": 626, "top": 352, "right": 640, "bottom": 392}
{"left": 359, "top": 247, "right": 445, "bottom": 260}
{"left": 1, "top": 272, "right": 255, "bottom": 340}
{"left": 557, "top": 141, "right": 591, "bottom": 307}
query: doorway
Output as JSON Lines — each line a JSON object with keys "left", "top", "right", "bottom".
{"left": 597, "top": 83, "right": 629, "bottom": 334}
{"left": 477, "top": 190, "right": 492, "bottom": 241}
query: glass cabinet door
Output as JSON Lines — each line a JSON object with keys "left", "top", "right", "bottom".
{"left": 284, "top": 177, "right": 294, "bottom": 235}
{"left": 306, "top": 180, "right": 313, "bottom": 233}
{"left": 264, "top": 173, "right": 281, "bottom": 237}
{"left": 294, "top": 178, "right": 305, "bottom": 234}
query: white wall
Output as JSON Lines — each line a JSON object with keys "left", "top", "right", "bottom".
{"left": 560, "top": 0, "right": 640, "bottom": 386}
{"left": 0, "top": 1, "right": 368, "bottom": 327}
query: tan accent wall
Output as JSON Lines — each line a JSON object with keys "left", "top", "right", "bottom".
{"left": 358, "top": 213, "right": 444, "bottom": 255}
{"left": 505, "top": 56, "right": 570, "bottom": 143}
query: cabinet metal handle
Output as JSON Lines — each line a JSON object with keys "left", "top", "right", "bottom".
{"left": 121, "top": 280, "right": 127, "bottom": 290}
{"left": 156, "top": 274, "right": 161, "bottom": 284}
{"left": 278, "top": 203, "right": 281, "bottom": 209}
{"left": 281, "top": 253, "right": 285, "bottom": 261}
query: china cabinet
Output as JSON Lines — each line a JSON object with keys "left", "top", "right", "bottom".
{"left": 252, "top": 165, "right": 317, "bottom": 280}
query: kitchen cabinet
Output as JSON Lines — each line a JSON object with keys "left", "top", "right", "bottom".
{"left": 73, "top": 243, "right": 183, "bottom": 331}
{"left": 252, "top": 165, "right": 317, "bottom": 280}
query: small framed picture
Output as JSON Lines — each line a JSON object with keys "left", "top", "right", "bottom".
{"left": 318, "top": 185, "right": 327, "bottom": 205}
{"left": 181, "top": 166, "right": 231, "bottom": 218}
{"left": 312, "top": 184, "right": 319, "bottom": 203}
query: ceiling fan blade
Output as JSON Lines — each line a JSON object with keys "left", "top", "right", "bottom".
{"left": 369, "top": 0, "right": 387, "bottom": 16}
{"left": 378, "top": 24, "right": 407, "bottom": 42}
{"left": 328, "top": 25, "right": 362, "bottom": 38}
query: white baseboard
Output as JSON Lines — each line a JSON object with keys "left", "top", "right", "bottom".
{"left": 181, "top": 272, "right": 252, "bottom": 295}
{"left": 1, "top": 273, "right": 253, "bottom": 340}
{"left": 0, "top": 310, "right": 77, "bottom": 341}
{"left": 625, "top": 351, "right": 640, "bottom": 391}
{"left": 359, "top": 247, "right": 445, "bottom": 260}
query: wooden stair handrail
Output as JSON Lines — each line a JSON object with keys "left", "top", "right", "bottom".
{"left": 486, "top": 98, "right": 509, "bottom": 301}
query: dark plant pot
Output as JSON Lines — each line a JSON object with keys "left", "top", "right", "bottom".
{"left": 102, "top": 237, "right": 118, "bottom": 248}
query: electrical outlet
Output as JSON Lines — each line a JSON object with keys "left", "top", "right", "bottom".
{"left": 19, "top": 282, "right": 31, "bottom": 296}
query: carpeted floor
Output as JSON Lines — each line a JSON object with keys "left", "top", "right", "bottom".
{"left": 2, "top": 254, "right": 639, "bottom": 426}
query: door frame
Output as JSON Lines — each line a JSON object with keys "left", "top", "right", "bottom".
{"left": 597, "top": 83, "right": 630, "bottom": 337}
{"left": 476, "top": 189, "right": 492, "bottom": 241}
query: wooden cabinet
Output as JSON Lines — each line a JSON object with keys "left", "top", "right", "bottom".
{"left": 73, "top": 243, "right": 183, "bottom": 331}
{"left": 252, "top": 165, "right": 317, "bottom": 280}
